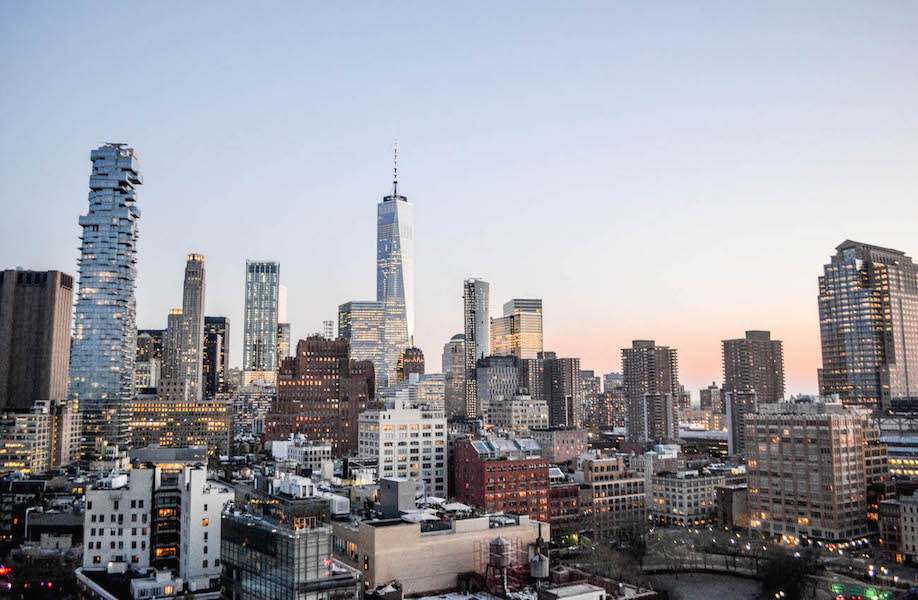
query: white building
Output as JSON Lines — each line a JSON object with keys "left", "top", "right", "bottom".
{"left": 83, "top": 468, "right": 157, "bottom": 572}
{"left": 270, "top": 434, "right": 333, "bottom": 472}
{"left": 358, "top": 393, "right": 447, "bottom": 496}
{"left": 179, "top": 466, "right": 234, "bottom": 592}
{"left": 380, "top": 373, "right": 446, "bottom": 411}
{"left": 649, "top": 469, "right": 725, "bottom": 527}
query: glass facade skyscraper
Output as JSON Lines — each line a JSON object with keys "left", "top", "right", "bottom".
{"left": 818, "top": 240, "right": 918, "bottom": 408}
{"left": 376, "top": 168, "right": 414, "bottom": 389}
{"left": 338, "top": 301, "right": 385, "bottom": 387}
{"left": 243, "top": 261, "right": 280, "bottom": 385}
{"left": 70, "top": 144, "right": 142, "bottom": 454}
{"left": 490, "top": 298, "right": 543, "bottom": 359}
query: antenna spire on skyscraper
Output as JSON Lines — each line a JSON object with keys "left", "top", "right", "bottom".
{"left": 393, "top": 138, "right": 399, "bottom": 196}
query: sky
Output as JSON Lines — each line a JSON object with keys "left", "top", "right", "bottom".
{"left": 1, "top": 2, "right": 917, "bottom": 396}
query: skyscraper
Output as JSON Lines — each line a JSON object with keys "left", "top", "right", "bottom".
{"left": 203, "top": 316, "right": 229, "bottom": 398}
{"left": 179, "top": 254, "right": 206, "bottom": 401}
{"left": 396, "top": 347, "right": 424, "bottom": 382}
{"left": 542, "top": 353, "right": 582, "bottom": 428}
{"left": 725, "top": 391, "right": 757, "bottom": 456}
{"left": 442, "top": 334, "right": 465, "bottom": 418}
{"left": 265, "top": 337, "right": 376, "bottom": 455}
{"left": 338, "top": 300, "right": 385, "bottom": 388}
{"left": 579, "top": 369, "right": 601, "bottom": 425}
{"left": 0, "top": 270, "right": 74, "bottom": 411}
{"left": 722, "top": 330, "right": 785, "bottom": 405}
{"left": 463, "top": 278, "right": 490, "bottom": 417}
{"left": 622, "top": 340, "right": 679, "bottom": 443}
{"left": 277, "top": 322, "right": 291, "bottom": 365}
{"left": 70, "top": 144, "right": 142, "bottom": 452}
{"left": 242, "top": 260, "right": 280, "bottom": 385}
{"left": 377, "top": 145, "right": 414, "bottom": 388}
{"left": 818, "top": 240, "right": 918, "bottom": 408}
{"left": 490, "top": 298, "right": 543, "bottom": 359}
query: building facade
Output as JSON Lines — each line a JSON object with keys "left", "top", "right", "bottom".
{"left": 649, "top": 470, "right": 724, "bottom": 527}
{"left": 338, "top": 300, "right": 386, "bottom": 389}
{"left": 71, "top": 144, "right": 143, "bottom": 453}
{"left": 579, "top": 454, "right": 646, "bottom": 539}
{"left": 442, "top": 334, "right": 465, "bottom": 418}
{"left": 242, "top": 260, "right": 280, "bottom": 385}
{"left": 0, "top": 269, "right": 74, "bottom": 411}
{"left": 129, "top": 397, "right": 232, "bottom": 455}
{"left": 818, "top": 240, "right": 918, "bottom": 408}
{"left": 746, "top": 399, "right": 870, "bottom": 544}
{"left": 622, "top": 340, "right": 680, "bottom": 443}
{"left": 203, "top": 316, "right": 230, "bottom": 398}
{"left": 265, "top": 337, "right": 376, "bottom": 456}
{"left": 463, "top": 279, "right": 490, "bottom": 418}
{"left": 396, "top": 347, "right": 424, "bottom": 382}
{"left": 722, "top": 330, "right": 785, "bottom": 405}
{"left": 490, "top": 298, "right": 543, "bottom": 359}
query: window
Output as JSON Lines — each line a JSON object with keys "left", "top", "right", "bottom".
{"left": 202, "top": 518, "right": 209, "bottom": 526}
{"left": 203, "top": 560, "right": 208, "bottom": 568}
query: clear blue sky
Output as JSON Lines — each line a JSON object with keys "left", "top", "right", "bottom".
{"left": 2, "top": 2, "right": 917, "bottom": 395}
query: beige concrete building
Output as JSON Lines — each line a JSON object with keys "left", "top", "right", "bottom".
{"left": 577, "top": 453, "right": 646, "bottom": 540}
{"left": 746, "top": 398, "right": 870, "bottom": 544}
{"left": 649, "top": 469, "right": 724, "bottom": 527}
{"left": 332, "top": 513, "right": 546, "bottom": 595}
{"left": 487, "top": 393, "right": 549, "bottom": 435}
{"left": 531, "top": 428, "right": 588, "bottom": 464}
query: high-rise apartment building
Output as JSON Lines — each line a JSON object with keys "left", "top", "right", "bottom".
{"left": 622, "top": 340, "right": 680, "bottom": 443}
{"left": 725, "top": 391, "right": 757, "bottom": 457}
{"left": 463, "top": 279, "right": 490, "bottom": 417}
{"left": 722, "top": 330, "right": 785, "bottom": 405}
{"left": 579, "top": 370, "right": 601, "bottom": 423}
{"left": 490, "top": 298, "right": 543, "bottom": 359}
{"left": 265, "top": 337, "right": 376, "bottom": 455}
{"left": 0, "top": 269, "right": 74, "bottom": 411}
{"left": 818, "top": 240, "right": 918, "bottom": 408}
{"left": 178, "top": 255, "right": 206, "bottom": 401}
{"left": 746, "top": 398, "right": 870, "bottom": 544}
{"left": 377, "top": 154, "right": 414, "bottom": 389}
{"left": 71, "top": 144, "right": 143, "bottom": 453}
{"left": 542, "top": 353, "right": 582, "bottom": 428}
{"left": 603, "top": 372, "right": 623, "bottom": 393}
{"left": 242, "top": 260, "right": 280, "bottom": 385}
{"left": 442, "top": 334, "right": 465, "bottom": 418}
{"left": 699, "top": 382, "right": 724, "bottom": 412}
{"left": 203, "top": 316, "right": 229, "bottom": 397}
{"left": 338, "top": 300, "right": 386, "bottom": 388}
{"left": 396, "top": 347, "right": 425, "bottom": 382}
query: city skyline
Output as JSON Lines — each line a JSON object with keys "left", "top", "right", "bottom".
{"left": 3, "top": 4, "right": 918, "bottom": 396}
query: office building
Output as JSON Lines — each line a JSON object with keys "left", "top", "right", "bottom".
{"left": 0, "top": 399, "right": 80, "bottom": 475}
{"left": 0, "top": 269, "right": 74, "bottom": 411}
{"left": 160, "top": 308, "right": 185, "bottom": 393}
{"left": 725, "top": 391, "right": 757, "bottom": 457}
{"left": 818, "top": 240, "right": 918, "bottom": 408}
{"left": 222, "top": 472, "right": 362, "bottom": 600}
{"left": 396, "top": 346, "right": 424, "bottom": 382}
{"left": 530, "top": 427, "right": 588, "bottom": 464}
{"left": 722, "top": 330, "right": 785, "bottom": 404}
{"left": 379, "top": 372, "right": 445, "bottom": 410}
{"left": 338, "top": 300, "right": 386, "bottom": 389}
{"left": 490, "top": 298, "right": 543, "bottom": 359}
{"left": 242, "top": 260, "right": 280, "bottom": 386}
{"left": 277, "top": 322, "right": 291, "bottom": 366}
{"left": 463, "top": 278, "right": 490, "bottom": 417}
{"left": 129, "top": 397, "right": 232, "bottom": 454}
{"left": 487, "top": 392, "right": 549, "bottom": 435}
{"left": 746, "top": 398, "right": 870, "bottom": 544}
{"left": 333, "top": 512, "right": 544, "bottom": 596}
{"left": 442, "top": 334, "right": 465, "bottom": 418}
{"left": 476, "top": 354, "right": 521, "bottom": 417}
{"left": 358, "top": 393, "right": 447, "bottom": 496}
{"left": 578, "top": 453, "right": 646, "bottom": 539}
{"left": 203, "top": 316, "right": 229, "bottom": 398}
{"left": 649, "top": 469, "right": 725, "bottom": 527}
{"left": 622, "top": 340, "right": 680, "bottom": 443}
{"left": 453, "top": 437, "right": 549, "bottom": 522}
{"left": 70, "top": 144, "right": 142, "bottom": 452}
{"left": 215, "top": 383, "right": 274, "bottom": 442}
{"left": 700, "top": 382, "right": 724, "bottom": 412}
{"left": 265, "top": 337, "right": 376, "bottom": 455}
